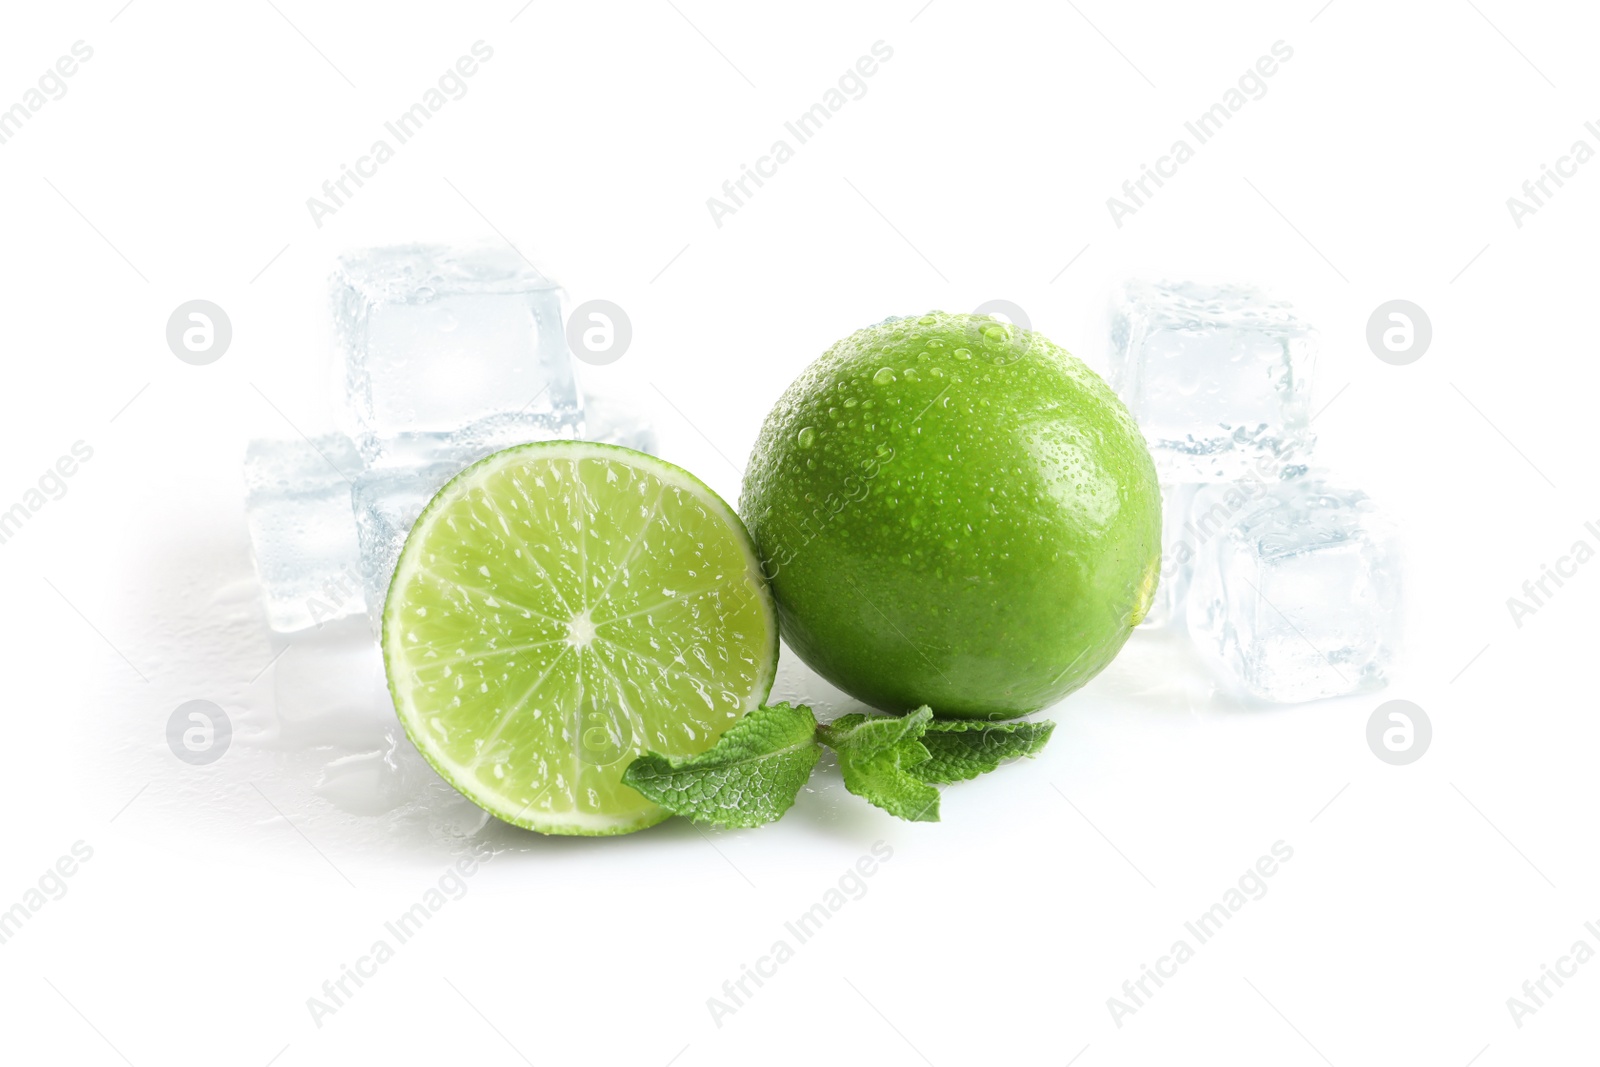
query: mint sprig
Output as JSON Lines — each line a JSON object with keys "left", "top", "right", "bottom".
{"left": 620, "top": 702, "right": 821, "bottom": 828}
{"left": 622, "top": 701, "right": 1054, "bottom": 828}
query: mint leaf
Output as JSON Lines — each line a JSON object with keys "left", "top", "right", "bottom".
{"left": 817, "top": 705, "right": 932, "bottom": 755}
{"left": 621, "top": 703, "right": 821, "bottom": 828}
{"left": 817, "top": 706, "right": 940, "bottom": 823}
{"left": 912, "top": 719, "right": 1055, "bottom": 784}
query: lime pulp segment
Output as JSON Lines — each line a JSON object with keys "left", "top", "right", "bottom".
{"left": 382, "top": 442, "right": 779, "bottom": 836}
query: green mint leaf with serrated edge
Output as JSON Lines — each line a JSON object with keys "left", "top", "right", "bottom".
{"left": 817, "top": 706, "right": 941, "bottom": 823}
{"left": 621, "top": 702, "right": 821, "bottom": 828}
{"left": 911, "top": 719, "right": 1056, "bottom": 784}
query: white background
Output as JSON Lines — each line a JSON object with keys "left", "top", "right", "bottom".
{"left": 1, "top": 1, "right": 1596, "bottom": 1064}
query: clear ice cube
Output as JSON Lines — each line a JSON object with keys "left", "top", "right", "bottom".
{"left": 333, "top": 244, "right": 581, "bottom": 464}
{"left": 351, "top": 442, "right": 484, "bottom": 635}
{"left": 1185, "top": 474, "right": 1401, "bottom": 703}
{"left": 1140, "top": 482, "right": 1200, "bottom": 629}
{"left": 1110, "top": 280, "right": 1316, "bottom": 482}
{"left": 582, "top": 392, "right": 659, "bottom": 455}
{"left": 351, "top": 398, "right": 661, "bottom": 634}
{"left": 244, "top": 434, "right": 366, "bottom": 633}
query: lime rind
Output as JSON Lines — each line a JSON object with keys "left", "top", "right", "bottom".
{"left": 383, "top": 441, "right": 779, "bottom": 836}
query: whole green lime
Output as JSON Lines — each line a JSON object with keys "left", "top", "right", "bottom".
{"left": 740, "top": 312, "right": 1160, "bottom": 719}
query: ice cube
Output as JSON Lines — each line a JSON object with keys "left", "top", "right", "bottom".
{"left": 351, "top": 387, "right": 661, "bottom": 634}
{"left": 1143, "top": 476, "right": 1293, "bottom": 629}
{"left": 352, "top": 441, "right": 484, "bottom": 635}
{"left": 1140, "top": 482, "right": 1200, "bottom": 629}
{"left": 244, "top": 434, "right": 366, "bottom": 633}
{"left": 581, "top": 392, "right": 659, "bottom": 455}
{"left": 333, "top": 244, "right": 581, "bottom": 464}
{"left": 1185, "top": 474, "right": 1401, "bottom": 703}
{"left": 1110, "top": 280, "right": 1316, "bottom": 482}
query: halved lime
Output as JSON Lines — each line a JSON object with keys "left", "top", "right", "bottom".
{"left": 382, "top": 441, "right": 778, "bottom": 836}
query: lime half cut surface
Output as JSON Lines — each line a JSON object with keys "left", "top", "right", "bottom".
{"left": 383, "top": 441, "right": 779, "bottom": 836}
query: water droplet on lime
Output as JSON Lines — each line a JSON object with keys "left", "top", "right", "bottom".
{"left": 873, "top": 367, "right": 897, "bottom": 385}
